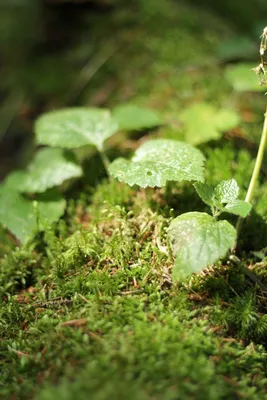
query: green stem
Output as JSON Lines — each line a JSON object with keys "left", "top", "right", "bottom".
{"left": 245, "top": 107, "right": 267, "bottom": 204}
{"left": 235, "top": 107, "right": 267, "bottom": 244}
{"left": 99, "top": 150, "right": 111, "bottom": 177}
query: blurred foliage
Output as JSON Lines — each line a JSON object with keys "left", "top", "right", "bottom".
{"left": 1, "top": 0, "right": 267, "bottom": 180}
{"left": 191, "top": 0, "right": 267, "bottom": 32}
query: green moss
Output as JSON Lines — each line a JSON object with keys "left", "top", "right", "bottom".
{"left": 203, "top": 144, "right": 251, "bottom": 188}
{"left": 0, "top": 244, "right": 41, "bottom": 296}
{"left": 1, "top": 178, "right": 267, "bottom": 399}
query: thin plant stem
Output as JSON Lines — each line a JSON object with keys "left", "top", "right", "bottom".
{"left": 235, "top": 107, "right": 267, "bottom": 243}
{"left": 99, "top": 150, "right": 111, "bottom": 177}
{"left": 245, "top": 107, "right": 267, "bottom": 204}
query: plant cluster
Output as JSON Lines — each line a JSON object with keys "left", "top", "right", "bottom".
{"left": 0, "top": 100, "right": 252, "bottom": 281}
{"left": 2, "top": 29, "right": 267, "bottom": 282}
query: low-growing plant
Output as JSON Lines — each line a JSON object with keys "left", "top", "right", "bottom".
{"left": 1, "top": 28, "right": 267, "bottom": 283}
{"left": 109, "top": 141, "right": 251, "bottom": 280}
{"left": 109, "top": 27, "right": 267, "bottom": 280}
{"left": 0, "top": 98, "right": 255, "bottom": 272}
{"left": 0, "top": 104, "right": 163, "bottom": 243}
{"left": 34, "top": 104, "right": 163, "bottom": 174}
{"left": 0, "top": 186, "right": 66, "bottom": 243}
{"left": 0, "top": 148, "right": 82, "bottom": 243}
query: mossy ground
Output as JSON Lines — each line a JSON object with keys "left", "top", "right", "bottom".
{"left": 2, "top": 1, "right": 267, "bottom": 399}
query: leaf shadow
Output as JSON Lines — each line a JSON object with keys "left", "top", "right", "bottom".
{"left": 237, "top": 209, "right": 267, "bottom": 252}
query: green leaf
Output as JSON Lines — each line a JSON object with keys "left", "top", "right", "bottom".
{"left": 224, "top": 63, "right": 266, "bottom": 92}
{"left": 35, "top": 107, "right": 118, "bottom": 150}
{"left": 194, "top": 182, "right": 214, "bottom": 206}
{"left": 37, "top": 190, "right": 67, "bottom": 225}
{"left": 180, "top": 103, "right": 240, "bottom": 145}
{"left": 4, "top": 148, "right": 82, "bottom": 193}
{"left": 0, "top": 187, "right": 66, "bottom": 243}
{"left": 113, "top": 103, "right": 163, "bottom": 131}
{"left": 3, "top": 170, "right": 28, "bottom": 192}
{"left": 214, "top": 179, "right": 239, "bottom": 204}
{"left": 168, "top": 212, "right": 236, "bottom": 280}
{"left": 109, "top": 139, "right": 205, "bottom": 187}
{"left": 215, "top": 109, "right": 241, "bottom": 131}
{"left": 223, "top": 199, "right": 252, "bottom": 218}
{"left": 0, "top": 187, "right": 34, "bottom": 243}
{"left": 195, "top": 179, "right": 251, "bottom": 217}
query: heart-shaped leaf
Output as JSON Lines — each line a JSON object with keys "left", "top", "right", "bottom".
{"left": 109, "top": 139, "right": 205, "bottom": 187}
{"left": 224, "top": 63, "right": 266, "bottom": 92}
{"left": 4, "top": 148, "right": 82, "bottom": 193}
{"left": 113, "top": 103, "right": 163, "bottom": 131}
{"left": 0, "top": 187, "right": 66, "bottom": 243}
{"left": 180, "top": 103, "right": 240, "bottom": 145}
{"left": 168, "top": 212, "right": 236, "bottom": 280}
{"left": 35, "top": 107, "right": 118, "bottom": 151}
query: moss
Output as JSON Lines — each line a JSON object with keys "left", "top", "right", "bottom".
{"left": 1, "top": 178, "right": 267, "bottom": 399}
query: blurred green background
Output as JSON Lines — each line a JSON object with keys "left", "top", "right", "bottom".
{"left": 1, "top": 0, "right": 267, "bottom": 180}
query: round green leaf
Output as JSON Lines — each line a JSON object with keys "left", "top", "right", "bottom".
{"left": 180, "top": 103, "right": 240, "bottom": 145}
{"left": 113, "top": 103, "right": 163, "bottom": 131}
{"left": 224, "top": 63, "right": 266, "bottom": 92}
{"left": 215, "top": 109, "right": 241, "bottom": 131}
{"left": 0, "top": 187, "right": 66, "bottom": 243}
{"left": 4, "top": 148, "right": 82, "bottom": 193}
{"left": 109, "top": 139, "right": 205, "bottom": 188}
{"left": 35, "top": 107, "right": 118, "bottom": 150}
{"left": 168, "top": 212, "right": 236, "bottom": 280}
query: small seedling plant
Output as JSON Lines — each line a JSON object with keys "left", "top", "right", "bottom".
{"left": 108, "top": 139, "right": 251, "bottom": 280}
{"left": 35, "top": 104, "right": 163, "bottom": 174}
{"left": 109, "top": 27, "right": 267, "bottom": 280}
{"left": 0, "top": 104, "right": 163, "bottom": 242}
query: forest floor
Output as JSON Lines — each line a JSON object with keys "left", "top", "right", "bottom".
{"left": 1, "top": 1, "right": 267, "bottom": 399}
